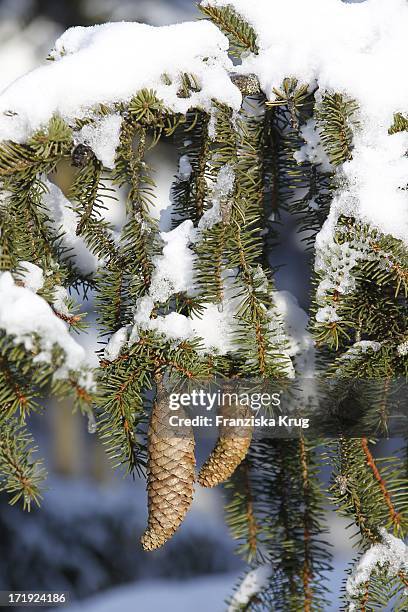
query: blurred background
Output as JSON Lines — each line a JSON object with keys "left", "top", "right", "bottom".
{"left": 0, "top": 1, "right": 365, "bottom": 610}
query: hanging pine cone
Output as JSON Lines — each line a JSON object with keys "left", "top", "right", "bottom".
{"left": 198, "top": 397, "right": 253, "bottom": 488}
{"left": 141, "top": 378, "right": 195, "bottom": 551}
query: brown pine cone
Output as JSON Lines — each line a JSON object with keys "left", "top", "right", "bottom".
{"left": 141, "top": 378, "right": 195, "bottom": 551}
{"left": 198, "top": 400, "right": 253, "bottom": 488}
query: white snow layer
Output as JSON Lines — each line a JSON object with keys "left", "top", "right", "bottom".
{"left": 149, "top": 220, "right": 197, "bottom": 304}
{"left": 397, "top": 341, "right": 408, "bottom": 357}
{"left": 346, "top": 528, "right": 408, "bottom": 609}
{"left": 0, "top": 272, "right": 94, "bottom": 387}
{"left": 104, "top": 326, "right": 129, "bottom": 361}
{"left": 42, "top": 178, "right": 99, "bottom": 274}
{"left": 125, "top": 220, "right": 242, "bottom": 355}
{"left": 228, "top": 564, "right": 272, "bottom": 611}
{"left": 64, "top": 574, "right": 238, "bottom": 612}
{"left": 177, "top": 154, "right": 193, "bottom": 181}
{"left": 314, "top": 234, "right": 375, "bottom": 324}
{"left": 104, "top": 221, "right": 302, "bottom": 361}
{"left": 18, "top": 261, "right": 44, "bottom": 292}
{"left": 346, "top": 340, "right": 381, "bottom": 356}
{"left": 128, "top": 275, "right": 241, "bottom": 356}
{"left": 294, "top": 119, "right": 333, "bottom": 174}
{"left": 52, "top": 285, "right": 71, "bottom": 317}
{"left": 315, "top": 305, "right": 340, "bottom": 324}
{"left": 198, "top": 164, "right": 235, "bottom": 231}
{"left": 120, "top": 218, "right": 292, "bottom": 359}
{"left": 202, "top": 0, "right": 408, "bottom": 243}
{"left": 76, "top": 113, "right": 122, "bottom": 169}
{"left": 273, "top": 290, "right": 315, "bottom": 376}
{"left": 0, "top": 20, "right": 241, "bottom": 142}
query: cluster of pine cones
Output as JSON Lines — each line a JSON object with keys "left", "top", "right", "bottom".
{"left": 141, "top": 379, "right": 252, "bottom": 551}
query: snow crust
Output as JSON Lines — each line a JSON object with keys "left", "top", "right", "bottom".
{"left": 0, "top": 271, "right": 94, "bottom": 387}
{"left": 0, "top": 20, "right": 241, "bottom": 142}
{"left": 202, "top": 0, "right": 408, "bottom": 243}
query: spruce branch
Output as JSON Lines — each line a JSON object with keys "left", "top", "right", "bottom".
{"left": 360, "top": 438, "right": 403, "bottom": 533}
{"left": 0, "top": 7, "right": 406, "bottom": 605}
{"left": 0, "top": 419, "right": 46, "bottom": 510}
{"left": 200, "top": 4, "right": 258, "bottom": 55}
{"left": 316, "top": 93, "right": 359, "bottom": 166}
{"left": 224, "top": 459, "right": 260, "bottom": 563}
{"left": 299, "top": 436, "right": 314, "bottom": 612}
{"left": 388, "top": 113, "right": 408, "bottom": 135}
{"left": 171, "top": 111, "right": 212, "bottom": 226}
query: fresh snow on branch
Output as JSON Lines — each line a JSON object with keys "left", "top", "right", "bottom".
{"left": 0, "top": 271, "right": 94, "bottom": 388}
{"left": 18, "top": 261, "right": 44, "bottom": 293}
{"left": 149, "top": 220, "right": 197, "bottom": 304}
{"left": 342, "top": 340, "right": 382, "bottom": 358}
{"left": 198, "top": 164, "right": 235, "bottom": 231}
{"left": 42, "top": 178, "right": 99, "bottom": 274}
{"left": 122, "top": 219, "right": 245, "bottom": 356}
{"left": 111, "top": 222, "right": 298, "bottom": 361}
{"left": 104, "top": 326, "right": 129, "bottom": 362}
{"left": 346, "top": 528, "right": 408, "bottom": 610}
{"left": 293, "top": 119, "right": 332, "bottom": 174}
{"left": 0, "top": 20, "right": 241, "bottom": 143}
{"left": 227, "top": 564, "right": 272, "bottom": 611}
{"left": 75, "top": 113, "right": 122, "bottom": 169}
{"left": 315, "top": 227, "right": 376, "bottom": 325}
{"left": 52, "top": 285, "right": 72, "bottom": 318}
{"left": 273, "top": 290, "right": 315, "bottom": 376}
{"left": 202, "top": 0, "right": 408, "bottom": 244}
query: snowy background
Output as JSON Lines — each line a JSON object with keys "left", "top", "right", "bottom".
{"left": 0, "top": 0, "right": 381, "bottom": 610}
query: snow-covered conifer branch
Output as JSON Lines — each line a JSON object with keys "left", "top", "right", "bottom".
{"left": 0, "top": 0, "right": 407, "bottom": 605}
